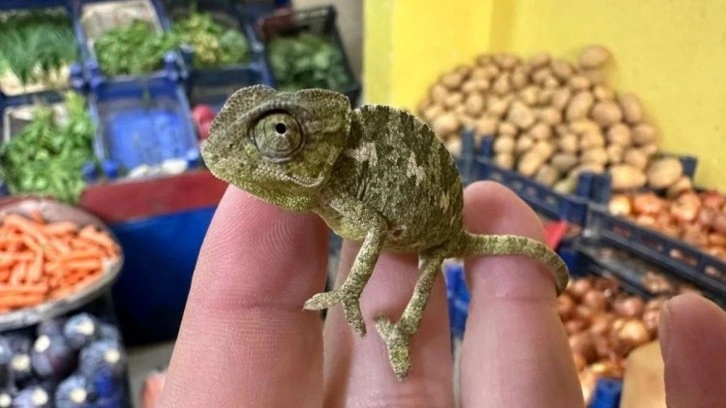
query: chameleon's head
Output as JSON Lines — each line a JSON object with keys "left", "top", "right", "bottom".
{"left": 201, "top": 85, "right": 352, "bottom": 211}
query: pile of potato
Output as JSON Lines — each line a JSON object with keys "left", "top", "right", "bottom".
{"left": 417, "top": 46, "right": 689, "bottom": 195}
{"left": 559, "top": 276, "right": 665, "bottom": 404}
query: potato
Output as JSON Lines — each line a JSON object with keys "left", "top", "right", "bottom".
{"left": 551, "top": 153, "right": 579, "bottom": 172}
{"left": 535, "top": 165, "right": 561, "bottom": 186}
{"left": 606, "top": 144, "right": 624, "bottom": 164}
{"left": 593, "top": 85, "right": 615, "bottom": 101}
{"left": 579, "top": 45, "right": 611, "bottom": 69}
{"left": 516, "top": 135, "right": 535, "bottom": 154}
{"left": 494, "top": 53, "right": 519, "bottom": 69}
{"left": 474, "top": 116, "right": 498, "bottom": 136}
{"left": 647, "top": 157, "right": 684, "bottom": 189}
{"left": 422, "top": 105, "right": 444, "bottom": 122}
{"left": 538, "top": 88, "right": 555, "bottom": 105}
{"left": 551, "top": 59, "right": 574, "bottom": 80}
{"left": 493, "top": 74, "right": 512, "bottom": 95}
{"left": 569, "top": 75, "right": 592, "bottom": 91}
{"left": 528, "top": 52, "right": 550, "bottom": 68}
{"left": 519, "top": 86, "right": 540, "bottom": 106}
{"left": 431, "top": 112, "right": 460, "bottom": 136}
{"left": 551, "top": 88, "right": 572, "bottom": 110}
{"left": 445, "top": 138, "right": 462, "bottom": 157}
{"left": 473, "top": 79, "right": 491, "bottom": 92}
{"left": 507, "top": 101, "right": 536, "bottom": 129}
{"left": 554, "top": 176, "right": 578, "bottom": 194}
{"left": 518, "top": 151, "right": 548, "bottom": 177}
{"left": 538, "top": 107, "right": 562, "bottom": 125}
{"left": 566, "top": 91, "right": 595, "bottom": 121}
{"left": 470, "top": 67, "right": 489, "bottom": 80}
{"left": 580, "top": 130, "right": 605, "bottom": 149}
{"left": 511, "top": 69, "right": 529, "bottom": 90}
{"left": 610, "top": 164, "right": 647, "bottom": 191}
{"left": 461, "top": 80, "right": 478, "bottom": 95}
{"left": 444, "top": 93, "right": 464, "bottom": 108}
{"left": 464, "top": 93, "right": 485, "bottom": 116}
{"left": 493, "top": 136, "right": 516, "bottom": 154}
{"left": 498, "top": 122, "right": 518, "bottom": 136}
{"left": 582, "top": 148, "right": 609, "bottom": 165}
{"left": 558, "top": 133, "right": 579, "bottom": 154}
{"left": 569, "top": 119, "right": 600, "bottom": 135}
{"left": 619, "top": 93, "right": 643, "bottom": 124}
{"left": 488, "top": 96, "right": 511, "bottom": 118}
{"left": 482, "top": 63, "right": 500, "bottom": 79}
{"left": 441, "top": 72, "right": 464, "bottom": 90}
{"left": 454, "top": 64, "right": 472, "bottom": 77}
{"left": 532, "top": 67, "right": 551, "bottom": 84}
{"left": 667, "top": 176, "right": 693, "bottom": 198}
{"left": 544, "top": 76, "right": 560, "bottom": 89}
{"left": 623, "top": 148, "right": 649, "bottom": 170}
{"left": 494, "top": 153, "right": 515, "bottom": 170}
{"left": 457, "top": 114, "right": 476, "bottom": 130}
{"left": 475, "top": 54, "right": 492, "bottom": 67}
{"left": 632, "top": 124, "right": 658, "bottom": 145}
{"left": 570, "top": 163, "right": 606, "bottom": 177}
{"left": 640, "top": 143, "right": 658, "bottom": 157}
{"left": 591, "top": 100, "right": 623, "bottom": 127}
{"left": 582, "top": 69, "right": 605, "bottom": 85}
{"left": 431, "top": 84, "right": 449, "bottom": 104}
{"left": 607, "top": 123, "right": 632, "bottom": 146}
{"left": 532, "top": 140, "right": 556, "bottom": 160}
{"left": 555, "top": 124, "right": 570, "bottom": 137}
{"left": 529, "top": 122, "right": 551, "bottom": 141}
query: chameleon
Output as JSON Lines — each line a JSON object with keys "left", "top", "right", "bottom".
{"left": 200, "top": 85, "right": 570, "bottom": 380}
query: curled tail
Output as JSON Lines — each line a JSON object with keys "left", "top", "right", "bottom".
{"left": 456, "top": 233, "right": 569, "bottom": 295}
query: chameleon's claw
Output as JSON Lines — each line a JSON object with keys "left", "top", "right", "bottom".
{"left": 304, "top": 288, "right": 367, "bottom": 336}
{"left": 374, "top": 315, "right": 411, "bottom": 380}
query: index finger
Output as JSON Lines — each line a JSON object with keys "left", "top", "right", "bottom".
{"left": 159, "top": 186, "right": 329, "bottom": 408}
{"left": 459, "top": 182, "right": 583, "bottom": 407}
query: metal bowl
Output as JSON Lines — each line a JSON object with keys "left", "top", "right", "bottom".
{"left": 0, "top": 198, "right": 124, "bottom": 331}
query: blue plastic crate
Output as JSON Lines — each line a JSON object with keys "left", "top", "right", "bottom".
{"left": 590, "top": 377, "right": 622, "bottom": 408}
{"left": 247, "top": 5, "right": 361, "bottom": 106}
{"left": 473, "top": 155, "right": 591, "bottom": 226}
{"left": 88, "top": 76, "right": 201, "bottom": 180}
{"left": 0, "top": 1, "right": 87, "bottom": 96}
{"left": 155, "top": 0, "right": 274, "bottom": 110}
{"left": 586, "top": 205, "right": 726, "bottom": 300}
{"left": 444, "top": 262, "right": 469, "bottom": 339}
{"left": 73, "top": 0, "right": 183, "bottom": 89}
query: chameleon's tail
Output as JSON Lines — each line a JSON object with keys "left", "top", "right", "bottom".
{"left": 456, "top": 232, "right": 569, "bottom": 295}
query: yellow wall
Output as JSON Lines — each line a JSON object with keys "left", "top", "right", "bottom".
{"left": 364, "top": 0, "right": 726, "bottom": 189}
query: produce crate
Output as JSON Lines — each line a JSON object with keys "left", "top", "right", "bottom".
{"left": 232, "top": 0, "right": 291, "bottom": 21}
{"left": 249, "top": 5, "right": 361, "bottom": 106}
{"left": 156, "top": 0, "right": 274, "bottom": 111}
{"left": 584, "top": 204, "right": 726, "bottom": 301}
{"left": 87, "top": 76, "right": 201, "bottom": 180}
{"left": 74, "top": 0, "right": 183, "bottom": 88}
{"left": 0, "top": 1, "right": 86, "bottom": 97}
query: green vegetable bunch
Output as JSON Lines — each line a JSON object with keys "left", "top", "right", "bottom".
{"left": 94, "top": 20, "right": 179, "bottom": 76}
{"left": 0, "top": 92, "right": 97, "bottom": 204}
{"left": 0, "top": 9, "right": 77, "bottom": 86}
{"left": 267, "top": 32, "right": 351, "bottom": 92}
{"left": 171, "top": 11, "right": 250, "bottom": 68}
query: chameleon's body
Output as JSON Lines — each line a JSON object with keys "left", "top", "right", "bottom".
{"left": 201, "top": 85, "right": 570, "bottom": 380}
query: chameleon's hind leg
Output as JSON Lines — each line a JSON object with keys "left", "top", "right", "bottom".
{"left": 374, "top": 254, "right": 444, "bottom": 380}
{"left": 304, "top": 227, "right": 385, "bottom": 336}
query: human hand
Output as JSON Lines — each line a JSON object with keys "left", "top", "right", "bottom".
{"left": 157, "top": 181, "right": 726, "bottom": 407}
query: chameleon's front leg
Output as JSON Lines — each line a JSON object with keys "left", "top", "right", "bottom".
{"left": 304, "top": 194, "right": 386, "bottom": 336}
{"left": 374, "top": 254, "right": 444, "bottom": 380}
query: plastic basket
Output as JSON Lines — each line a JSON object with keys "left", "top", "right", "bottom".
{"left": 250, "top": 5, "right": 361, "bottom": 106}
{"left": 155, "top": 0, "right": 274, "bottom": 109}
{"left": 74, "top": 0, "right": 183, "bottom": 88}
{"left": 88, "top": 76, "right": 201, "bottom": 180}
{"left": 0, "top": 1, "right": 86, "bottom": 97}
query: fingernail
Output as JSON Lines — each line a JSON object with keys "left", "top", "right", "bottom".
{"left": 658, "top": 300, "right": 673, "bottom": 364}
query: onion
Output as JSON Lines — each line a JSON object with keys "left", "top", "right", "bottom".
{"left": 698, "top": 207, "right": 717, "bottom": 229}
{"left": 569, "top": 332, "right": 596, "bottom": 363}
{"left": 671, "top": 192, "right": 701, "bottom": 223}
{"left": 593, "top": 335, "right": 614, "bottom": 359}
{"left": 708, "top": 233, "right": 726, "bottom": 247}
{"left": 590, "top": 360, "right": 625, "bottom": 378}
{"left": 642, "top": 308, "right": 662, "bottom": 337}
{"left": 568, "top": 279, "right": 593, "bottom": 300}
{"left": 565, "top": 318, "right": 587, "bottom": 335}
{"left": 575, "top": 305, "right": 597, "bottom": 322}
{"left": 557, "top": 294, "right": 576, "bottom": 320}
{"left": 681, "top": 224, "right": 709, "bottom": 247}
{"left": 582, "top": 290, "right": 607, "bottom": 313}
{"left": 589, "top": 313, "right": 615, "bottom": 337}
{"left": 713, "top": 212, "right": 726, "bottom": 235}
{"left": 593, "top": 277, "right": 621, "bottom": 300}
{"left": 701, "top": 190, "right": 725, "bottom": 210}
{"left": 572, "top": 352, "right": 587, "bottom": 371}
{"left": 614, "top": 296, "right": 645, "bottom": 318}
{"left": 635, "top": 214, "right": 657, "bottom": 227}
{"left": 608, "top": 194, "right": 632, "bottom": 216}
{"left": 615, "top": 319, "right": 651, "bottom": 348}
{"left": 632, "top": 193, "right": 664, "bottom": 215}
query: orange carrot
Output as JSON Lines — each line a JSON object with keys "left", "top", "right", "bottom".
{"left": 27, "top": 253, "right": 43, "bottom": 283}
{"left": 79, "top": 227, "right": 118, "bottom": 251}
{"left": 43, "top": 222, "right": 78, "bottom": 236}
{"left": 3, "top": 214, "right": 47, "bottom": 245}
{"left": 0, "top": 283, "right": 48, "bottom": 295}
{"left": 9, "top": 262, "right": 26, "bottom": 285}
{"left": 30, "top": 210, "right": 44, "bottom": 225}
{"left": 0, "top": 294, "right": 46, "bottom": 309}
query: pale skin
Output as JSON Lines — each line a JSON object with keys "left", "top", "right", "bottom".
{"left": 158, "top": 182, "right": 726, "bottom": 407}
{"left": 200, "top": 85, "right": 569, "bottom": 379}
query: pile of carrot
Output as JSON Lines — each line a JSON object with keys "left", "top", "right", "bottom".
{"left": 0, "top": 211, "right": 120, "bottom": 313}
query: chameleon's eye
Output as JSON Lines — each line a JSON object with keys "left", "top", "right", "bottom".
{"left": 253, "top": 112, "right": 304, "bottom": 162}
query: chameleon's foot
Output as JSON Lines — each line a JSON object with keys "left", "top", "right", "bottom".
{"left": 374, "top": 315, "right": 411, "bottom": 380}
{"left": 304, "top": 288, "right": 366, "bottom": 335}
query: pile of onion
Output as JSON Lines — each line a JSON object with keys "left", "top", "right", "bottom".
{"left": 559, "top": 276, "right": 666, "bottom": 403}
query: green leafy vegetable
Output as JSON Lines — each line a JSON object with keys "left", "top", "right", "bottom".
{"left": 171, "top": 11, "right": 250, "bottom": 68}
{"left": 0, "top": 92, "right": 97, "bottom": 203}
{"left": 94, "top": 20, "right": 178, "bottom": 76}
{"left": 0, "top": 9, "right": 77, "bottom": 87}
{"left": 267, "top": 32, "right": 351, "bottom": 92}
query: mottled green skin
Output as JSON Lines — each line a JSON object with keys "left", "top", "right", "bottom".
{"left": 201, "top": 85, "right": 570, "bottom": 380}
